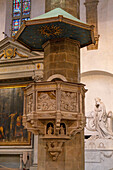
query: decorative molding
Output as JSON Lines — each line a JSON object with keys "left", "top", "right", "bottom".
{"left": 0, "top": 48, "right": 28, "bottom": 59}
{"left": 47, "top": 74, "right": 67, "bottom": 82}
{"left": 101, "top": 151, "right": 113, "bottom": 158}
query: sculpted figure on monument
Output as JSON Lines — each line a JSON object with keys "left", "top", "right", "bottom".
{"left": 87, "top": 98, "right": 113, "bottom": 139}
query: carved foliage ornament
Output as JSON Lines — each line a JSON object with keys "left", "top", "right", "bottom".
{"left": 0, "top": 48, "right": 28, "bottom": 59}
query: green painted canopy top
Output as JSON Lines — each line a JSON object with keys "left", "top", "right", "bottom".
{"left": 15, "top": 8, "right": 95, "bottom": 51}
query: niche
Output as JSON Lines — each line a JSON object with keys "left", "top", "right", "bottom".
{"left": 46, "top": 122, "right": 54, "bottom": 135}
{"left": 59, "top": 123, "right": 66, "bottom": 135}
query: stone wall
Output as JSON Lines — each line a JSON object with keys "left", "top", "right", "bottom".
{"left": 31, "top": 0, "right": 45, "bottom": 19}
{"left": 45, "top": 0, "right": 80, "bottom": 18}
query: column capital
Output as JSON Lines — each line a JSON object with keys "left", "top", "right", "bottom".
{"left": 84, "top": 0, "right": 99, "bottom": 6}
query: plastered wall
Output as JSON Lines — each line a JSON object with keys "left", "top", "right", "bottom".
{"left": 80, "top": 0, "right": 113, "bottom": 114}
{"left": 0, "top": 0, "right": 6, "bottom": 40}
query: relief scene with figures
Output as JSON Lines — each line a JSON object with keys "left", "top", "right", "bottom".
{"left": 0, "top": 87, "right": 30, "bottom": 145}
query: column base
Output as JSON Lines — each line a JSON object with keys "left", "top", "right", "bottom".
{"left": 30, "top": 164, "right": 38, "bottom": 170}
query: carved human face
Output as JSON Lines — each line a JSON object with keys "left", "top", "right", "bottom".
{"left": 95, "top": 98, "right": 101, "bottom": 108}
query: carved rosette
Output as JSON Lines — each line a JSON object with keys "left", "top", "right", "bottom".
{"left": 23, "top": 81, "right": 86, "bottom": 160}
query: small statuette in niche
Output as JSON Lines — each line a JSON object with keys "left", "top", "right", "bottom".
{"left": 48, "top": 125, "right": 53, "bottom": 135}
{"left": 59, "top": 123, "right": 66, "bottom": 135}
{"left": 60, "top": 125, "right": 65, "bottom": 135}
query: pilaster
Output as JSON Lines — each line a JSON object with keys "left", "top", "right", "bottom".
{"left": 84, "top": 0, "right": 99, "bottom": 50}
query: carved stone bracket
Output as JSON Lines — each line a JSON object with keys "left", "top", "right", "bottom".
{"left": 32, "top": 74, "right": 43, "bottom": 82}
{"left": 46, "top": 140, "right": 64, "bottom": 161}
{"left": 69, "top": 115, "right": 86, "bottom": 137}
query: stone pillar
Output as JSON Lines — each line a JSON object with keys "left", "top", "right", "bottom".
{"left": 37, "top": 133, "right": 84, "bottom": 170}
{"left": 30, "top": 135, "right": 38, "bottom": 170}
{"left": 43, "top": 38, "right": 80, "bottom": 83}
{"left": 45, "top": 0, "right": 80, "bottom": 18}
{"left": 84, "top": 0, "right": 99, "bottom": 50}
{"left": 37, "top": 1, "right": 84, "bottom": 170}
{"left": 33, "top": 135, "right": 38, "bottom": 165}
{"left": 65, "top": 132, "right": 84, "bottom": 170}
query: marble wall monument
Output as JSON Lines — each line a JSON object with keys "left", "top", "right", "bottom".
{"left": 85, "top": 98, "right": 113, "bottom": 170}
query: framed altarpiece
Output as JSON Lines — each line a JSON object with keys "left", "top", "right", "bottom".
{"left": 0, "top": 85, "right": 31, "bottom": 146}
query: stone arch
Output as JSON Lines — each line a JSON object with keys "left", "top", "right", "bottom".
{"left": 47, "top": 74, "right": 67, "bottom": 82}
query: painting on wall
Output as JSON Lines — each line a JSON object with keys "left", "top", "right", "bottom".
{"left": 0, "top": 87, "right": 31, "bottom": 145}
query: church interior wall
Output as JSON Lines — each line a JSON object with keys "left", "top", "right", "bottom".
{"left": 80, "top": 1, "right": 113, "bottom": 169}
{"left": 81, "top": 71, "right": 113, "bottom": 113}
{"left": 80, "top": 0, "right": 113, "bottom": 132}
{"left": 5, "top": 0, "right": 12, "bottom": 38}
{"left": 81, "top": 0, "right": 113, "bottom": 74}
{"left": 0, "top": 0, "right": 113, "bottom": 169}
{"left": 0, "top": 0, "right": 6, "bottom": 40}
{"left": 81, "top": 71, "right": 113, "bottom": 135}
{"left": 30, "top": 0, "right": 45, "bottom": 19}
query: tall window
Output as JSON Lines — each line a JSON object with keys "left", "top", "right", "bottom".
{"left": 12, "top": 0, "right": 31, "bottom": 36}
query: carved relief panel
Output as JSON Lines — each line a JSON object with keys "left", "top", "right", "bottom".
{"left": 37, "top": 91, "right": 56, "bottom": 111}
{"left": 60, "top": 91, "right": 78, "bottom": 112}
{"left": 27, "top": 94, "right": 33, "bottom": 114}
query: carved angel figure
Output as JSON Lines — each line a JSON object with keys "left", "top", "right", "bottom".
{"left": 86, "top": 98, "right": 113, "bottom": 139}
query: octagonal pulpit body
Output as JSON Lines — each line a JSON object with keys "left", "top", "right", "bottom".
{"left": 23, "top": 81, "right": 86, "bottom": 138}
